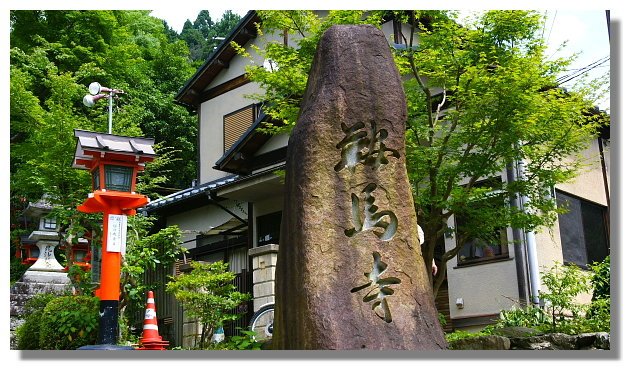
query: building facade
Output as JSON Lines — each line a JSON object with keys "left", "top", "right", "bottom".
{"left": 141, "top": 10, "right": 610, "bottom": 344}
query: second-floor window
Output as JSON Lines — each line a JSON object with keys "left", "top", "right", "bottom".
{"left": 556, "top": 190, "right": 609, "bottom": 268}
{"left": 454, "top": 177, "right": 510, "bottom": 266}
{"left": 223, "top": 104, "right": 256, "bottom": 152}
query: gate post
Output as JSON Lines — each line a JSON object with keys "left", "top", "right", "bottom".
{"left": 248, "top": 244, "right": 278, "bottom": 312}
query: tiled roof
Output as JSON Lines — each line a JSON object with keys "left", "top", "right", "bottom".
{"left": 141, "top": 174, "right": 239, "bottom": 212}
{"left": 73, "top": 129, "right": 155, "bottom": 169}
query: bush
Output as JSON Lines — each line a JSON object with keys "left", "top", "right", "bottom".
{"left": 38, "top": 295, "right": 100, "bottom": 349}
{"left": 587, "top": 255, "right": 610, "bottom": 330}
{"left": 497, "top": 305, "right": 549, "bottom": 330}
{"left": 539, "top": 262, "right": 591, "bottom": 333}
{"left": 10, "top": 255, "right": 29, "bottom": 284}
{"left": 590, "top": 255, "right": 610, "bottom": 300}
{"left": 166, "top": 261, "right": 251, "bottom": 349}
{"left": 212, "top": 330, "right": 262, "bottom": 350}
{"left": 16, "top": 293, "right": 58, "bottom": 350}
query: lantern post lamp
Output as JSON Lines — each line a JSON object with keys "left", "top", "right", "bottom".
{"left": 74, "top": 84, "right": 156, "bottom": 347}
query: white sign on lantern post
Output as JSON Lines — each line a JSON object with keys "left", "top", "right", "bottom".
{"left": 107, "top": 214, "right": 128, "bottom": 255}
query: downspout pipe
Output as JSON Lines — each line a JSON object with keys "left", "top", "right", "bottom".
{"left": 506, "top": 164, "right": 529, "bottom": 305}
{"left": 515, "top": 155, "right": 541, "bottom": 306}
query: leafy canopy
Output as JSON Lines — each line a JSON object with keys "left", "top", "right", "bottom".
{"left": 241, "top": 10, "right": 608, "bottom": 295}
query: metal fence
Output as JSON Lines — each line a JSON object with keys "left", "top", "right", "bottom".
{"left": 224, "top": 268, "right": 254, "bottom": 337}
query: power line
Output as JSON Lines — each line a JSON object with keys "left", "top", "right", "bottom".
{"left": 557, "top": 56, "right": 610, "bottom": 84}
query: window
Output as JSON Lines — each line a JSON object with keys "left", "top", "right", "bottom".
{"left": 42, "top": 217, "right": 57, "bottom": 230}
{"left": 92, "top": 168, "right": 101, "bottom": 190}
{"left": 223, "top": 105, "right": 256, "bottom": 152}
{"left": 556, "top": 190, "right": 609, "bottom": 268}
{"left": 456, "top": 219, "right": 509, "bottom": 266}
{"left": 256, "top": 211, "right": 282, "bottom": 247}
{"left": 104, "top": 165, "right": 133, "bottom": 191}
{"left": 455, "top": 177, "right": 509, "bottom": 266}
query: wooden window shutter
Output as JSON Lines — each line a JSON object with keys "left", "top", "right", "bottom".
{"left": 224, "top": 105, "right": 255, "bottom": 152}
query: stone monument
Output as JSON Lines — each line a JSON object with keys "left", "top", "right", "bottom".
{"left": 272, "top": 25, "right": 447, "bottom": 349}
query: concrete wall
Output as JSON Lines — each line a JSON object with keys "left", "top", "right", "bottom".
{"left": 445, "top": 214, "right": 520, "bottom": 320}
{"left": 166, "top": 200, "right": 247, "bottom": 250}
{"left": 556, "top": 138, "right": 609, "bottom": 206}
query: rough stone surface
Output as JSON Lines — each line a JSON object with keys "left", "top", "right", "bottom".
{"left": 508, "top": 332, "right": 611, "bottom": 350}
{"left": 493, "top": 326, "right": 542, "bottom": 338}
{"left": 272, "top": 24, "right": 447, "bottom": 350}
{"left": 594, "top": 333, "right": 610, "bottom": 350}
{"left": 450, "top": 335, "right": 510, "bottom": 350}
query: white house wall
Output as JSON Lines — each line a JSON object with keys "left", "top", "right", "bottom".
{"left": 199, "top": 81, "right": 263, "bottom": 184}
{"left": 166, "top": 201, "right": 247, "bottom": 250}
{"left": 255, "top": 134, "right": 289, "bottom": 156}
{"left": 555, "top": 139, "right": 608, "bottom": 206}
{"left": 445, "top": 215, "right": 520, "bottom": 320}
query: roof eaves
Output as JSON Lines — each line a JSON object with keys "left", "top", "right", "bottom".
{"left": 174, "top": 10, "right": 258, "bottom": 107}
{"left": 141, "top": 174, "right": 239, "bottom": 212}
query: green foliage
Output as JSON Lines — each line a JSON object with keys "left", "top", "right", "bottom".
{"left": 120, "top": 215, "right": 187, "bottom": 322}
{"left": 590, "top": 255, "right": 610, "bottom": 301}
{"left": 587, "top": 255, "right": 610, "bottom": 330}
{"left": 16, "top": 293, "right": 58, "bottom": 350}
{"left": 166, "top": 261, "right": 251, "bottom": 349}
{"left": 437, "top": 312, "right": 447, "bottom": 327}
{"left": 496, "top": 305, "right": 549, "bottom": 330}
{"left": 244, "top": 10, "right": 608, "bottom": 297}
{"left": 10, "top": 9, "right": 198, "bottom": 210}
{"left": 212, "top": 329, "right": 263, "bottom": 350}
{"left": 491, "top": 261, "right": 610, "bottom": 335}
{"left": 180, "top": 10, "right": 242, "bottom": 62}
{"left": 38, "top": 295, "right": 100, "bottom": 349}
{"left": 67, "top": 264, "right": 96, "bottom": 296}
{"left": 585, "top": 297, "right": 610, "bottom": 333}
{"left": 539, "top": 262, "right": 591, "bottom": 332}
{"left": 445, "top": 329, "right": 490, "bottom": 344}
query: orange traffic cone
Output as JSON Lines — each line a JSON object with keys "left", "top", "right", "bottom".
{"left": 137, "top": 291, "right": 169, "bottom": 350}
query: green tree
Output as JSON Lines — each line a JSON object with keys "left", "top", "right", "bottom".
{"left": 10, "top": 10, "right": 198, "bottom": 204}
{"left": 166, "top": 261, "right": 251, "bottom": 349}
{"left": 239, "top": 10, "right": 608, "bottom": 296}
{"left": 180, "top": 10, "right": 242, "bottom": 62}
{"left": 119, "top": 216, "right": 187, "bottom": 335}
{"left": 10, "top": 10, "right": 199, "bottom": 280}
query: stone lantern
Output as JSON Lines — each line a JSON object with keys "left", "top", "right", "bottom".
{"left": 21, "top": 199, "right": 66, "bottom": 274}
{"left": 72, "top": 129, "right": 156, "bottom": 345}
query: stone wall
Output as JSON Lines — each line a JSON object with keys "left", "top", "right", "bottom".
{"left": 450, "top": 330, "right": 610, "bottom": 350}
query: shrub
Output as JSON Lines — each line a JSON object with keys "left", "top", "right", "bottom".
{"left": 497, "top": 305, "right": 549, "bottom": 330}
{"left": 587, "top": 255, "right": 610, "bottom": 330}
{"left": 539, "top": 262, "right": 591, "bottom": 333}
{"left": 213, "top": 330, "right": 262, "bottom": 350}
{"left": 590, "top": 255, "right": 610, "bottom": 301}
{"left": 166, "top": 261, "right": 251, "bottom": 349}
{"left": 16, "top": 293, "right": 58, "bottom": 350}
{"left": 38, "top": 295, "right": 100, "bottom": 349}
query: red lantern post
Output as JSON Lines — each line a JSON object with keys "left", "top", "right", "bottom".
{"left": 72, "top": 129, "right": 156, "bottom": 345}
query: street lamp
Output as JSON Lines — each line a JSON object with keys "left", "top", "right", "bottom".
{"left": 73, "top": 129, "right": 156, "bottom": 347}
{"left": 82, "top": 82, "right": 124, "bottom": 134}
